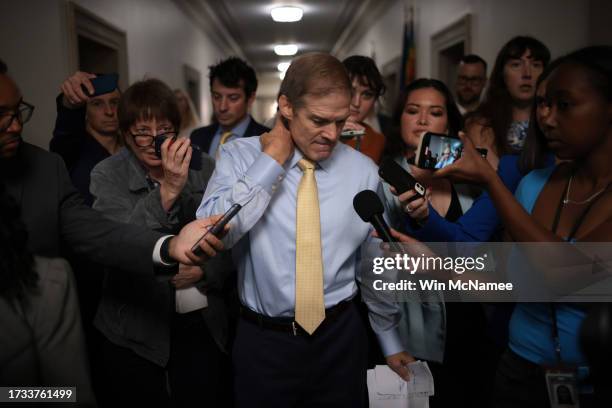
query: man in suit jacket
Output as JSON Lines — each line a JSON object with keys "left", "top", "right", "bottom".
{"left": 191, "top": 57, "right": 269, "bottom": 155}
{"left": 0, "top": 60, "right": 223, "bottom": 279}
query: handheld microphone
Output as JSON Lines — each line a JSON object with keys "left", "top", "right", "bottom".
{"left": 353, "top": 190, "right": 402, "bottom": 253}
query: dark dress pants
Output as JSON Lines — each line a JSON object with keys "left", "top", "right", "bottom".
{"left": 233, "top": 302, "right": 368, "bottom": 408}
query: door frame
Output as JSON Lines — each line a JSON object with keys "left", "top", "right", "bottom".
{"left": 65, "top": 2, "right": 129, "bottom": 89}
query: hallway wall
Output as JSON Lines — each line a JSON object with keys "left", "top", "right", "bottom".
{"left": 0, "top": 0, "right": 225, "bottom": 149}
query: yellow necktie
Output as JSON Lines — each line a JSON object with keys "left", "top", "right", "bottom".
{"left": 219, "top": 130, "right": 232, "bottom": 145}
{"left": 216, "top": 131, "right": 233, "bottom": 159}
{"left": 295, "top": 158, "right": 325, "bottom": 334}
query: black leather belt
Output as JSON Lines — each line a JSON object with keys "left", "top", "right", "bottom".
{"left": 240, "top": 300, "right": 352, "bottom": 336}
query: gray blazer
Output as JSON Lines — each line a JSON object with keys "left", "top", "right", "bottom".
{"left": 0, "top": 257, "right": 95, "bottom": 406}
{"left": 90, "top": 147, "right": 231, "bottom": 366}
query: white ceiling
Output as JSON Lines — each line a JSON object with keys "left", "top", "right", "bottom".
{"left": 176, "top": 0, "right": 393, "bottom": 75}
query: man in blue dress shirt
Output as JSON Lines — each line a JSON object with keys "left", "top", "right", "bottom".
{"left": 197, "top": 53, "right": 411, "bottom": 407}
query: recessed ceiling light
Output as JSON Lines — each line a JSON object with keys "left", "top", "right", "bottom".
{"left": 271, "top": 6, "right": 303, "bottom": 22}
{"left": 274, "top": 44, "right": 298, "bottom": 56}
{"left": 277, "top": 62, "right": 291, "bottom": 72}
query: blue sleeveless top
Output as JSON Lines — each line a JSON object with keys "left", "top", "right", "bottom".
{"left": 509, "top": 166, "right": 588, "bottom": 366}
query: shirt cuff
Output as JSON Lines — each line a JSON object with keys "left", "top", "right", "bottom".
{"left": 245, "top": 151, "right": 286, "bottom": 196}
{"left": 376, "top": 327, "right": 404, "bottom": 357}
{"left": 152, "top": 235, "right": 175, "bottom": 266}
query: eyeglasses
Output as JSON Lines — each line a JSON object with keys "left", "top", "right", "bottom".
{"left": 0, "top": 101, "right": 34, "bottom": 132}
{"left": 457, "top": 76, "right": 485, "bottom": 86}
{"left": 129, "top": 130, "right": 177, "bottom": 147}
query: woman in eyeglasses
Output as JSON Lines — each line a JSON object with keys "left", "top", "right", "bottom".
{"left": 89, "top": 79, "right": 231, "bottom": 407}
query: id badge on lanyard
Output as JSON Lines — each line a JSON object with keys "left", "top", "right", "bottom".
{"left": 545, "top": 369, "right": 579, "bottom": 408}
{"left": 544, "top": 305, "right": 580, "bottom": 408}
{"left": 543, "top": 168, "right": 609, "bottom": 407}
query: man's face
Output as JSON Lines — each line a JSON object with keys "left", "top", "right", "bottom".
{"left": 211, "top": 79, "right": 253, "bottom": 129}
{"left": 0, "top": 75, "right": 24, "bottom": 159}
{"left": 456, "top": 62, "right": 486, "bottom": 106}
{"left": 85, "top": 89, "right": 120, "bottom": 136}
{"left": 281, "top": 91, "right": 351, "bottom": 162}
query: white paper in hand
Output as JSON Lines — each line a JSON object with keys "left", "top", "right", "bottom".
{"left": 367, "top": 362, "right": 434, "bottom": 408}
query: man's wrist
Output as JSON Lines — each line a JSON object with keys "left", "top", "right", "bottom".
{"left": 160, "top": 236, "right": 175, "bottom": 264}
{"left": 263, "top": 146, "right": 289, "bottom": 166}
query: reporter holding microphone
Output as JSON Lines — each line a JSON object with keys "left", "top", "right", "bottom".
{"left": 197, "top": 52, "right": 412, "bottom": 408}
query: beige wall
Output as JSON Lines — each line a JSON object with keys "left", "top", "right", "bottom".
{"left": 341, "top": 0, "right": 590, "bottom": 78}
{"left": 0, "top": 0, "right": 225, "bottom": 149}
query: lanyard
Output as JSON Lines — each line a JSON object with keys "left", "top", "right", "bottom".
{"left": 549, "top": 168, "right": 612, "bottom": 363}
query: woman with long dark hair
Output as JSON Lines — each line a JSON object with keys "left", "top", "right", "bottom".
{"left": 381, "top": 78, "right": 490, "bottom": 408}
{"left": 466, "top": 36, "right": 550, "bottom": 168}
{"left": 382, "top": 78, "right": 466, "bottom": 227}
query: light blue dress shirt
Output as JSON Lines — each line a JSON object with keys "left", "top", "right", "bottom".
{"left": 207, "top": 115, "right": 252, "bottom": 156}
{"left": 196, "top": 136, "right": 403, "bottom": 356}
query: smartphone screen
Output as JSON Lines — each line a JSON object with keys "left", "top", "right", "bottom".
{"left": 416, "top": 133, "right": 463, "bottom": 170}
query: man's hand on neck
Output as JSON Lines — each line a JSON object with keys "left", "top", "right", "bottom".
{"left": 261, "top": 116, "right": 294, "bottom": 166}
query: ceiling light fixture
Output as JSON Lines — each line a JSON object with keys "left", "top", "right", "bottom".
{"left": 274, "top": 44, "right": 298, "bottom": 56}
{"left": 279, "top": 71, "right": 286, "bottom": 80}
{"left": 271, "top": 6, "right": 303, "bottom": 22}
{"left": 277, "top": 62, "right": 291, "bottom": 72}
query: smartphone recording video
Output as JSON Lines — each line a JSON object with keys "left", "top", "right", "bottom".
{"left": 415, "top": 132, "right": 462, "bottom": 170}
{"left": 415, "top": 132, "right": 487, "bottom": 170}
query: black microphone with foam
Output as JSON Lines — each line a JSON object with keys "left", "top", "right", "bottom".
{"left": 353, "top": 190, "right": 402, "bottom": 253}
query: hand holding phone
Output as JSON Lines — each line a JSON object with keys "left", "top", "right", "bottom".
{"left": 89, "top": 74, "right": 119, "bottom": 97}
{"left": 61, "top": 72, "right": 119, "bottom": 108}
{"left": 415, "top": 132, "right": 487, "bottom": 170}
{"left": 379, "top": 157, "right": 426, "bottom": 203}
{"left": 154, "top": 134, "right": 203, "bottom": 170}
{"left": 191, "top": 204, "right": 241, "bottom": 256}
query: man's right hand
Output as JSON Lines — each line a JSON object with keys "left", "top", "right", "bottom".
{"left": 61, "top": 71, "right": 96, "bottom": 109}
{"left": 386, "top": 351, "right": 416, "bottom": 381}
{"left": 260, "top": 114, "right": 294, "bottom": 165}
{"left": 168, "top": 215, "right": 227, "bottom": 265}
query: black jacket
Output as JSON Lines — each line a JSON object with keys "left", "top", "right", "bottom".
{"left": 49, "top": 95, "right": 113, "bottom": 206}
{"left": 2, "top": 142, "right": 162, "bottom": 275}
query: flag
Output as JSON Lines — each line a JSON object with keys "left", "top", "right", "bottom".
{"left": 399, "top": 6, "right": 416, "bottom": 90}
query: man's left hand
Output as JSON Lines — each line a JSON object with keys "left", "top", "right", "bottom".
{"left": 171, "top": 264, "right": 204, "bottom": 288}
